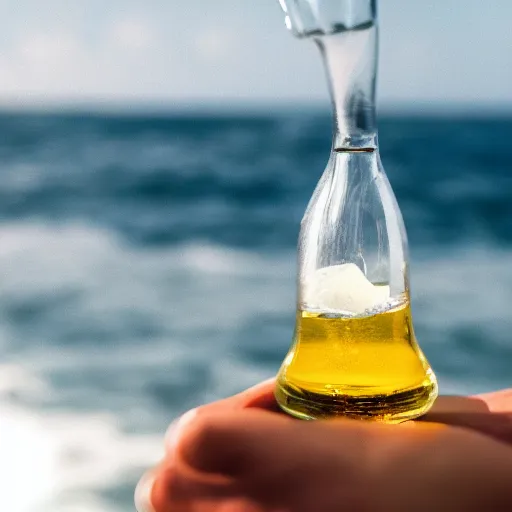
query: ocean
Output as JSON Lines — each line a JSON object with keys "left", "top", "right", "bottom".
{"left": 0, "top": 111, "right": 511, "bottom": 511}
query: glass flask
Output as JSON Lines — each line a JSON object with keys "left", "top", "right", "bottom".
{"left": 275, "top": 0, "right": 438, "bottom": 422}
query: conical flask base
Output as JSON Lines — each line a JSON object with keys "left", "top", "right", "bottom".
{"left": 275, "top": 302, "right": 438, "bottom": 422}
{"left": 275, "top": 375, "right": 437, "bottom": 422}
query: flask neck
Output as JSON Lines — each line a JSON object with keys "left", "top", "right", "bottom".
{"left": 316, "top": 22, "right": 378, "bottom": 151}
{"left": 279, "top": 0, "right": 378, "bottom": 151}
{"left": 277, "top": 1, "right": 379, "bottom": 150}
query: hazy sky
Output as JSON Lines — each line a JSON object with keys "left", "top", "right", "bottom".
{"left": 0, "top": 0, "right": 511, "bottom": 110}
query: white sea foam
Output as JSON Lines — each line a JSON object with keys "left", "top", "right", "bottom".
{"left": 0, "top": 405, "right": 160, "bottom": 511}
{"left": 0, "top": 362, "right": 155, "bottom": 512}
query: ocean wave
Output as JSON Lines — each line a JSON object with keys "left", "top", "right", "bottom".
{"left": 0, "top": 365, "right": 161, "bottom": 512}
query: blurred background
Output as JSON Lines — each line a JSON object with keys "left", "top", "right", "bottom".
{"left": 0, "top": 1, "right": 511, "bottom": 511}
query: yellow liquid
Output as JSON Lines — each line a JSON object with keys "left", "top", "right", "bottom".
{"left": 276, "top": 301, "right": 438, "bottom": 422}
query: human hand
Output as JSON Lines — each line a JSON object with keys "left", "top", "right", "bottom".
{"left": 136, "top": 379, "right": 512, "bottom": 512}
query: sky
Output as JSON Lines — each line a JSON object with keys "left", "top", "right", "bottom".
{"left": 0, "top": 0, "right": 511, "bottom": 111}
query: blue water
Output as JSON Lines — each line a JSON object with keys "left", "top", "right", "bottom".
{"left": 0, "top": 111, "right": 511, "bottom": 511}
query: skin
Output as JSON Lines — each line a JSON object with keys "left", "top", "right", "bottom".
{"left": 135, "top": 380, "right": 512, "bottom": 512}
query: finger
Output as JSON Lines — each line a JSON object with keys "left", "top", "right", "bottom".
{"left": 425, "top": 395, "right": 490, "bottom": 417}
{"left": 423, "top": 411, "right": 512, "bottom": 445}
{"left": 135, "top": 467, "right": 160, "bottom": 512}
{"left": 420, "top": 395, "right": 512, "bottom": 445}
{"left": 424, "top": 390, "right": 512, "bottom": 418}
{"left": 150, "top": 463, "right": 239, "bottom": 512}
{"left": 165, "top": 378, "right": 279, "bottom": 455}
{"left": 177, "top": 409, "right": 298, "bottom": 478}
{"left": 136, "top": 456, "right": 243, "bottom": 512}
{"left": 476, "top": 388, "right": 512, "bottom": 413}
{"left": 175, "top": 409, "right": 377, "bottom": 480}
{"left": 202, "top": 377, "right": 278, "bottom": 411}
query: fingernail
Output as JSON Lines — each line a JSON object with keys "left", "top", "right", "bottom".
{"left": 134, "top": 471, "right": 156, "bottom": 512}
{"left": 165, "top": 408, "right": 199, "bottom": 453}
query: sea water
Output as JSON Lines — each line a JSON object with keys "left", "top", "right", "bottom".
{"left": 0, "top": 111, "right": 510, "bottom": 510}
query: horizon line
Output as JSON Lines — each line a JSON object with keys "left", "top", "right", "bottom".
{"left": 0, "top": 98, "right": 511, "bottom": 118}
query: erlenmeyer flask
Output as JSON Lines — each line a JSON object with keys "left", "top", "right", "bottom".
{"left": 275, "top": 0, "right": 438, "bottom": 422}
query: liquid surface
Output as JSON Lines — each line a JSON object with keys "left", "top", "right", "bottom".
{"left": 276, "top": 301, "right": 438, "bottom": 422}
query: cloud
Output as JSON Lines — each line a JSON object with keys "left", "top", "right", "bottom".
{"left": 0, "top": 19, "right": 161, "bottom": 100}
{"left": 0, "top": 32, "right": 83, "bottom": 96}
{"left": 0, "top": 1, "right": 509, "bottom": 108}
{"left": 194, "top": 28, "right": 234, "bottom": 61}
{"left": 19, "top": 34, "right": 79, "bottom": 64}
{"left": 109, "top": 19, "right": 155, "bottom": 50}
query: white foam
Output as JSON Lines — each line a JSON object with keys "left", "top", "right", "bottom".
{"left": 0, "top": 364, "right": 50, "bottom": 399}
{"left": 0, "top": 404, "right": 56, "bottom": 512}
{"left": 304, "top": 263, "right": 390, "bottom": 314}
{"left": 0, "top": 364, "right": 160, "bottom": 512}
